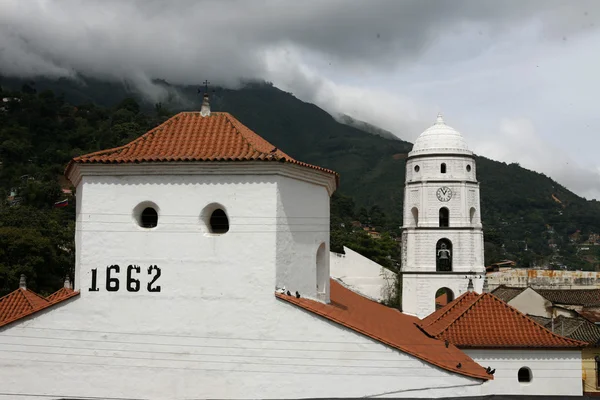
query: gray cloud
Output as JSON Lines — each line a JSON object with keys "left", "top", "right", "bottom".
{"left": 1, "top": 0, "right": 599, "bottom": 198}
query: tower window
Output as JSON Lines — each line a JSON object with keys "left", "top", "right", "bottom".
{"left": 209, "top": 209, "right": 229, "bottom": 234}
{"left": 466, "top": 164, "right": 471, "bottom": 172}
{"left": 469, "top": 207, "right": 476, "bottom": 225}
{"left": 316, "top": 242, "right": 327, "bottom": 294}
{"left": 441, "top": 163, "right": 447, "bottom": 174}
{"left": 439, "top": 207, "right": 449, "bottom": 227}
{"left": 518, "top": 367, "right": 532, "bottom": 383}
{"left": 436, "top": 239, "right": 452, "bottom": 272}
{"left": 435, "top": 287, "right": 454, "bottom": 310}
{"left": 411, "top": 207, "right": 419, "bottom": 227}
{"left": 414, "top": 165, "right": 420, "bottom": 172}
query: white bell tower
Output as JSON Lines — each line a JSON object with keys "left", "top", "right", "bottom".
{"left": 400, "top": 114, "right": 485, "bottom": 319}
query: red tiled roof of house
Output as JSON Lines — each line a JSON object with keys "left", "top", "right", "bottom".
{"left": 276, "top": 279, "right": 491, "bottom": 381}
{"left": 65, "top": 112, "right": 338, "bottom": 186}
{"left": 0, "top": 287, "right": 79, "bottom": 328}
{"left": 420, "top": 291, "right": 586, "bottom": 349}
{"left": 46, "top": 287, "right": 76, "bottom": 302}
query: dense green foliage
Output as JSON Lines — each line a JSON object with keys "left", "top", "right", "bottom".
{"left": 0, "top": 75, "right": 599, "bottom": 296}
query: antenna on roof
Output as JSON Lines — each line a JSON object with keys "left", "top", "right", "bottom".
{"left": 198, "top": 79, "right": 211, "bottom": 117}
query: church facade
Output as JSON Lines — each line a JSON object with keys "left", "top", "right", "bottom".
{"left": 0, "top": 104, "right": 492, "bottom": 399}
{"left": 401, "top": 114, "right": 486, "bottom": 318}
{"left": 0, "top": 104, "right": 584, "bottom": 398}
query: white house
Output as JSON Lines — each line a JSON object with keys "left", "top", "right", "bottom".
{"left": 400, "top": 114, "right": 486, "bottom": 319}
{"left": 0, "top": 99, "right": 492, "bottom": 399}
{"left": 330, "top": 246, "right": 397, "bottom": 303}
{"left": 420, "top": 288, "right": 585, "bottom": 396}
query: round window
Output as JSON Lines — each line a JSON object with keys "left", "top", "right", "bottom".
{"left": 201, "top": 203, "right": 230, "bottom": 235}
{"left": 133, "top": 202, "right": 160, "bottom": 229}
{"left": 210, "top": 209, "right": 229, "bottom": 234}
{"left": 466, "top": 164, "right": 472, "bottom": 172}
{"left": 518, "top": 367, "right": 532, "bottom": 383}
{"left": 414, "top": 165, "right": 420, "bottom": 172}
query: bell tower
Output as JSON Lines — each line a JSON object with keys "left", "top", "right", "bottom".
{"left": 400, "top": 114, "right": 485, "bottom": 318}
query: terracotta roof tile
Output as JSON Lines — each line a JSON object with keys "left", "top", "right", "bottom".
{"left": 527, "top": 314, "right": 600, "bottom": 344}
{"left": 276, "top": 280, "right": 491, "bottom": 381}
{"left": 46, "top": 287, "right": 76, "bottom": 302}
{"left": 536, "top": 288, "right": 600, "bottom": 307}
{"left": 0, "top": 287, "right": 79, "bottom": 328}
{"left": 65, "top": 112, "right": 338, "bottom": 186}
{"left": 579, "top": 307, "right": 600, "bottom": 323}
{"left": 420, "top": 292, "right": 586, "bottom": 349}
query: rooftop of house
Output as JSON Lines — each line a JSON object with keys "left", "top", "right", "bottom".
{"left": 527, "top": 314, "right": 600, "bottom": 345}
{"left": 277, "top": 279, "right": 492, "bottom": 381}
{"left": 489, "top": 285, "right": 526, "bottom": 303}
{"left": 536, "top": 288, "right": 600, "bottom": 307}
{"left": 0, "top": 277, "right": 79, "bottom": 329}
{"left": 491, "top": 285, "right": 600, "bottom": 307}
{"left": 65, "top": 108, "right": 338, "bottom": 187}
{"left": 420, "top": 291, "right": 586, "bottom": 349}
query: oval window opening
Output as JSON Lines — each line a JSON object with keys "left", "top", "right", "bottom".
{"left": 414, "top": 165, "right": 420, "bottom": 172}
{"left": 210, "top": 209, "right": 229, "bottom": 234}
{"left": 518, "top": 367, "right": 532, "bottom": 383}
{"left": 140, "top": 207, "right": 158, "bottom": 228}
{"left": 466, "top": 164, "right": 471, "bottom": 172}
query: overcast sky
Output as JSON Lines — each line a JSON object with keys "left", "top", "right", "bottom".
{"left": 1, "top": 0, "right": 599, "bottom": 199}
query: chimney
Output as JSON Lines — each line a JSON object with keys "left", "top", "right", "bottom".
{"left": 64, "top": 276, "right": 71, "bottom": 289}
{"left": 482, "top": 275, "right": 489, "bottom": 293}
{"left": 19, "top": 274, "right": 26, "bottom": 290}
{"left": 467, "top": 278, "right": 474, "bottom": 293}
{"left": 200, "top": 93, "right": 211, "bottom": 117}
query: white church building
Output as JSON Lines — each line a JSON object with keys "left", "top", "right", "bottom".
{"left": 0, "top": 97, "right": 585, "bottom": 399}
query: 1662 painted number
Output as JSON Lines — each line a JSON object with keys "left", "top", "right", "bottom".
{"left": 89, "top": 265, "right": 161, "bottom": 292}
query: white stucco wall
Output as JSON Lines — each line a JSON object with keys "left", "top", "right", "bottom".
{"left": 0, "top": 172, "right": 484, "bottom": 400}
{"left": 330, "top": 246, "right": 397, "bottom": 302}
{"left": 464, "top": 349, "right": 582, "bottom": 396}
{"left": 487, "top": 269, "right": 600, "bottom": 290}
{"left": 508, "top": 288, "right": 553, "bottom": 318}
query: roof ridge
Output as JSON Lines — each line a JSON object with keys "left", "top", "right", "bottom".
{"left": 422, "top": 292, "right": 476, "bottom": 328}
{"left": 221, "top": 113, "right": 292, "bottom": 161}
{"left": 430, "top": 293, "right": 484, "bottom": 335}
{"left": 18, "top": 288, "right": 37, "bottom": 311}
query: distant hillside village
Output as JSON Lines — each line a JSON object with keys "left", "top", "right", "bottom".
{"left": 1, "top": 86, "right": 600, "bottom": 398}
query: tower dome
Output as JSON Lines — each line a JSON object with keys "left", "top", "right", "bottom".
{"left": 409, "top": 114, "right": 471, "bottom": 157}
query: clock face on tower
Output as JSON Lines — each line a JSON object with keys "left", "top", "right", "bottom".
{"left": 436, "top": 186, "right": 453, "bottom": 202}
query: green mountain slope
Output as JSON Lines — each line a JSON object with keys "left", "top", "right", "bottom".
{"left": 0, "top": 76, "right": 598, "bottom": 295}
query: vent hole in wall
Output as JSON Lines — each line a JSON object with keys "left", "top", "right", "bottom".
{"left": 133, "top": 202, "right": 160, "bottom": 229}
{"left": 210, "top": 209, "right": 229, "bottom": 234}
{"left": 201, "top": 203, "right": 230, "bottom": 235}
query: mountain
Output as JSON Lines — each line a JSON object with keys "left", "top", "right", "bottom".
{"left": 0, "top": 75, "right": 599, "bottom": 291}
{"left": 336, "top": 114, "right": 400, "bottom": 141}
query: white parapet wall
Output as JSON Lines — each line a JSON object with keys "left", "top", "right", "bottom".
{"left": 330, "top": 246, "right": 397, "bottom": 303}
{"left": 487, "top": 268, "right": 600, "bottom": 290}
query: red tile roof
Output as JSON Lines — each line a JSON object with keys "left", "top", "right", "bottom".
{"left": 276, "top": 280, "right": 491, "bottom": 381}
{"left": 46, "top": 287, "right": 76, "bottom": 302}
{"left": 0, "top": 287, "right": 79, "bottom": 328}
{"left": 420, "top": 291, "right": 586, "bottom": 349}
{"left": 65, "top": 112, "right": 338, "bottom": 186}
